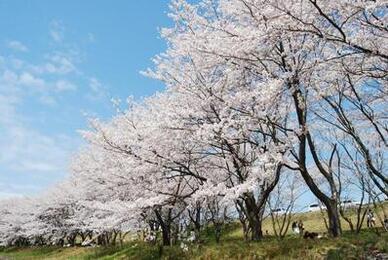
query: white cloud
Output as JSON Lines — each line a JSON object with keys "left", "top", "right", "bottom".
{"left": 2, "top": 69, "right": 18, "bottom": 84}
{"left": 10, "top": 58, "right": 24, "bottom": 69}
{"left": 87, "top": 77, "right": 107, "bottom": 100}
{"left": 1, "top": 55, "right": 78, "bottom": 97}
{"left": 0, "top": 55, "right": 5, "bottom": 66}
{"left": 1, "top": 69, "right": 47, "bottom": 95}
{"left": 0, "top": 110, "right": 78, "bottom": 176}
{"left": 55, "top": 80, "right": 77, "bottom": 92}
{"left": 14, "top": 161, "right": 60, "bottom": 172}
{"left": 0, "top": 191, "right": 23, "bottom": 199}
{"left": 0, "top": 95, "right": 19, "bottom": 125}
{"left": 7, "top": 40, "right": 28, "bottom": 52}
{"left": 31, "top": 53, "right": 77, "bottom": 75}
{"left": 49, "top": 54, "right": 76, "bottom": 73}
{"left": 87, "top": 33, "right": 96, "bottom": 43}
{"left": 0, "top": 59, "right": 78, "bottom": 188}
{"left": 50, "top": 20, "right": 65, "bottom": 43}
{"left": 0, "top": 182, "right": 42, "bottom": 198}
{"left": 39, "top": 95, "right": 57, "bottom": 106}
{"left": 89, "top": 77, "right": 102, "bottom": 92}
{"left": 0, "top": 21, "right": 109, "bottom": 199}
{"left": 19, "top": 72, "right": 46, "bottom": 89}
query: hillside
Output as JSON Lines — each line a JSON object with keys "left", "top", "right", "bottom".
{"left": 1, "top": 209, "right": 387, "bottom": 259}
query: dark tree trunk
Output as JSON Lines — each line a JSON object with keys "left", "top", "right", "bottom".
{"left": 67, "top": 233, "right": 76, "bottom": 246}
{"left": 250, "top": 215, "right": 263, "bottom": 241}
{"left": 155, "top": 208, "right": 172, "bottom": 246}
{"left": 239, "top": 166, "right": 281, "bottom": 241}
{"left": 111, "top": 231, "right": 118, "bottom": 245}
{"left": 327, "top": 201, "right": 342, "bottom": 237}
{"left": 161, "top": 226, "right": 171, "bottom": 246}
{"left": 244, "top": 194, "right": 263, "bottom": 241}
{"left": 241, "top": 219, "right": 249, "bottom": 241}
{"left": 299, "top": 165, "right": 342, "bottom": 237}
{"left": 80, "top": 233, "right": 87, "bottom": 243}
{"left": 193, "top": 204, "right": 201, "bottom": 236}
{"left": 291, "top": 88, "right": 342, "bottom": 237}
{"left": 214, "top": 225, "right": 222, "bottom": 243}
{"left": 339, "top": 207, "right": 354, "bottom": 232}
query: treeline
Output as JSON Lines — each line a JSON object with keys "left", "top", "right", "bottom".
{"left": 0, "top": 0, "right": 387, "bottom": 248}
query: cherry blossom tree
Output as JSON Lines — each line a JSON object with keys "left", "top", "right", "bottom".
{"left": 0, "top": 0, "right": 386, "bottom": 246}
{"left": 144, "top": 0, "right": 387, "bottom": 237}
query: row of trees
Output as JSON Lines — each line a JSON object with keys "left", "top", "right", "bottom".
{"left": 1, "top": 0, "right": 387, "bottom": 247}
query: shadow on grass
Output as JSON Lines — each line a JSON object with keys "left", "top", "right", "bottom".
{"left": 0, "top": 246, "right": 63, "bottom": 258}
{"left": 0, "top": 228, "right": 386, "bottom": 259}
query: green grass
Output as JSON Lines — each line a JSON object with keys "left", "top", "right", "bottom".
{"left": 1, "top": 208, "right": 387, "bottom": 259}
{"left": 1, "top": 231, "right": 386, "bottom": 260}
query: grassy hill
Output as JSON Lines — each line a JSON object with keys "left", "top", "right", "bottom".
{"left": 1, "top": 208, "right": 387, "bottom": 259}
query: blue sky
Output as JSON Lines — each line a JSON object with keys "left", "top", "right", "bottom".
{"left": 0, "top": 0, "right": 323, "bottom": 208}
{"left": 0, "top": 1, "right": 171, "bottom": 198}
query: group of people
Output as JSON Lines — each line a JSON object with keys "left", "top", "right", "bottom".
{"left": 367, "top": 209, "right": 388, "bottom": 230}
{"left": 292, "top": 220, "right": 326, "bottom": 240}
{"left": 291, "top": 209, "right": 387, "bottom": 235}
{"left": 290, "top": 211, "right": 378, "bottom": 238}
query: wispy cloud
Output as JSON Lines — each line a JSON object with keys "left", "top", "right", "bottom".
{"left": 0, "top": 182, "right": 42, "bottom": 198}
{"left": 0, "top": 47, "right": 78, "bottom": 198}
{"left": 7, "top": 40, "right": 28, "bottom": 52}
{"left": 87, "top": 77, "right": 107, "bottom": 100}
{"left": 39, "top": 95, "right": 57, "bottom": 106}
{"left": 31, "top": 52, "right": 78, "bottom": 75}
{"left": 49, "top": 20, "right": 65, "bottom": 43}
{"left": 0, "top": 51, "right": 79, "bottom": 100}
{"left": 87, "top": 33, "right": 96, "bottom": 43}
{"left": 0, "top": 21, "right": 109, "bottom": 198}
{"left": 0, "top": 92, "right": 76, "bottom": 171}
{"left": 55, "top": 79, "right": 77, "bottom": 92}
{"left": 19, "top": 72, "right": 46, "bottom": 89}
{"left": 0, "top": 93, "right": 79, "bottom": 197}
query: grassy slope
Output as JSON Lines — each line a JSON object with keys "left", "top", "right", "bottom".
{"left": 1, "top": 208, "right": 387, "bottom": 260}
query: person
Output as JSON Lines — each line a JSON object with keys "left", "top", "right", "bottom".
{"left": 303, "top": 231, "right": 319, "bottom": 239}
{"left": 383, "top": 217, "right": 388, "bottom": 230}
{"left": 187, "top": 230, "right": 196, "bottom": 242}
{"left": 367, "top": 209, "right": 376, "bottom": 228}
{"left": 292, "top": 221, "right": 296, "bottom": 229}
{"left": 292, "top": 221, "right": 300, "bottom": 234}
{"left": 297, "top": 220, "right": 304, "bottom": 236}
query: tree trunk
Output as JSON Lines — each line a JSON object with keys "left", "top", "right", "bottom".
{"left": 326, "top": 201, "right": 342, "bottom": 237}
{"left": 112, "top": 231, "right": 118, "bottom": 245}
{"left": 241, "top": 168, "right": 281, "bottom": 241}
{"left": 339, "top": 208, "right": 354, "bottom": 232}
{"left": 214, "top": 225, "right": 222, "bottom": 243}
{"left": 193, "top": 204, "right": 201, "bottom": 237}
{"left": 291, "top": 86, "right": 342, "bottom": 237}
{"left": 244, "top": 194, "right": 263, "bottom": 241}
{"left": 155, "top": 208, "right": 172, "bottom": 246}
{"left": 67, "top": 233, "right": 76, "bottom": 246}
{"left": 80, "top": 233, "right": 87, "bottom": 243}
{"left": 161, "top": 226, "right": 171, "bottom": 246}
{"left": 250, "top": 215, "right": 263, "bottom": 241}
{"left": 241, "top": 219, "right": 249, "bottom": 241}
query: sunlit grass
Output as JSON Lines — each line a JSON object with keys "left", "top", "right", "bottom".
{"left": 1, "top": 207, "right": 387, "bottom": 259}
